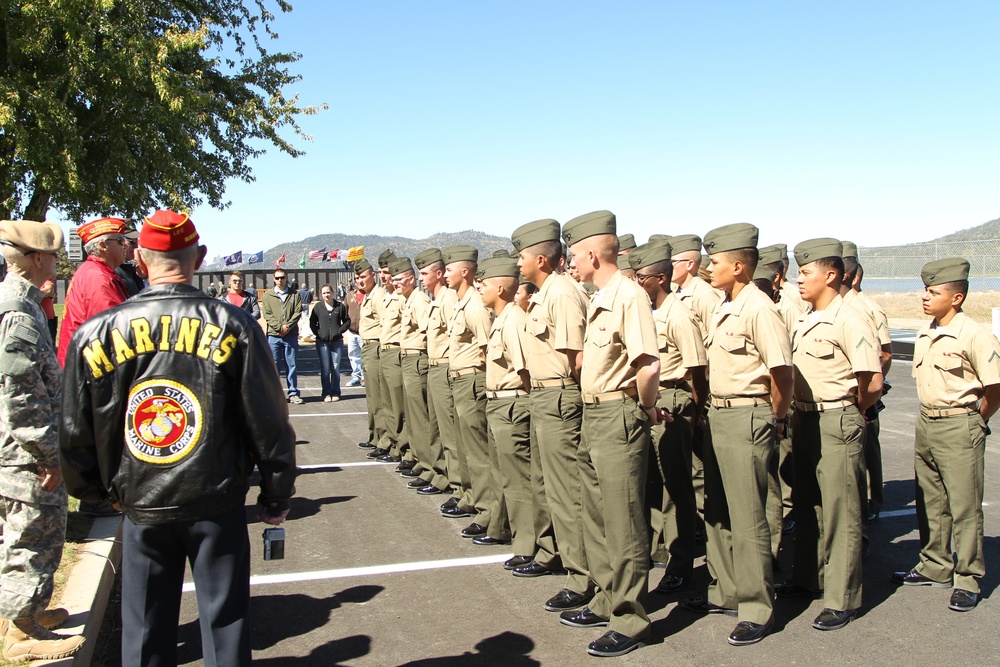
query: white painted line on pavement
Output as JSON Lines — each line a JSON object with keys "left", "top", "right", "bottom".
{"left": 297, "top": 461, "right": 391, "bottom": 469}
{"left": 289, "top": 412, "right": 368, "bottom": 418}
{"left": 182, "top": 553, "right": 513, "bottom": 592}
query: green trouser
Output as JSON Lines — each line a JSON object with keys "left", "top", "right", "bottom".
{"left": 580, "top": 399, "right": 651, "bottom": 639}
{"left": 692, "top": 431, "right": 705, "bottom": 519}
{"left": 361, "top": 342, "right": 384, "bottom": 447}
{"left": 451, "top": 371, "right": 501, "bottom": 530}
{"left": 421, "top": 364, "right": 454, "bottom": 491}
{"left": 863, "top": 416, "right": 883, "bottom": 516}
{"left": 379, "top": 347, "right": 410, "bottom": 460}
{"left": 401, "top": 353, "right": 434, "bottom": 474}
{"left": 704, "top": 404, "right": 776, "bottom": 626}
{"left": 488, "top": 396, "right": 532, "bottom": 554}
{"left": 779, "top": 425, "right": 795, "bottom": 516}
{"left": 914, "top": 412, "right": 986, "bottom": 593}
{"left": 647, "top": 387, "right": 697, "bottom": 576}
{"left": 765, "top": 442, "right": 784, "bottom": 562}
{"left": 529, "top": 387, "right": 588, "bottom": 590}
{"left": 791, "top": 408, "right": 866, "bottom": 611}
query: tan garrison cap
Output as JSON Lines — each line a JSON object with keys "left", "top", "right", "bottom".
{"left": 377, "top": 249, "right": 397, "bottom": 268}
{"left": 618, "top": 234, "right": 636, "bottom": 251}
{"left": 669, "top": 234, "right": 702, "bottom": 254}
{"left": 703, "top": 223, "right": 758, "bottom": 254}
{"left": 562, "top": 210, "right": 616, "bottom": 246}
{"left": 794, "top": 238, "right": 842, "bottom": 266}
{"left": 753, "top": 263, "right": 778, "bottom": 281}
{"left": 443, "top": 245, "right": 478, "bottom": 264}
{"left": 477, "top": 257, "right": 520, "bottom": 280}
{"left": 414, "top": 248, "right": 442, "bottom": 269}
{"left": 776, "top": 243, "right": 788, "bottom": 257}
{"left": 841, "top": 241, "right": 858, "bottom": 259}
{"left": 700, "top": 254, "right": 710, "bottom": 267}
{"left": 628, "top": 242, "right": 672, "bottom": 271}
{"left": 758, "top": 244, "right": 785, "bottom": 266}
{"left": 616, "top": 255, "right": 633, "bottom": 271}
{"left": 492, "top": 248, "right": 512, "bottom": 258}
{"left": 0, "top": 220, "right": 64, "bottom": 253}
{"left": 354, "top": 258, "right": 373, "bottom": 275}
{"left": 388, "top": 256, "right": 414, "bottom": 277}
{"left": 648, "top": 234, "right": 671, "bottom": 247}
{"left": 511, "top": 219, "right": 560, "bottom": 252}
{"left": 921, "top": 257, "right": 970, "bottom": 287}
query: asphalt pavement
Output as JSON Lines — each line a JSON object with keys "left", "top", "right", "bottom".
{"left": 169, "top": 347, "right": 1000, "bottom": 666}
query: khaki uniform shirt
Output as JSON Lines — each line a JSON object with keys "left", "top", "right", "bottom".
{"left": 522, "top": 273, "right": 587, "bottom": 381}
{"left": 855, "top": 291, "right": 892, "bottom": 347}
{"left": 581, "top": 270, "right": 659, "bottom": 395}
{"left": 781, "top": 280, "right": 807, "bottom": 314}
{"left": 777, "top": 285, "right": 808, "bottom": 336}
{"left": 380, "top": 290, "right": 404, "bottom": 345}
{"left": 486, "top": 303, "right": 528, "bottom": 391}
{"left": 841, "top": 291, "right": 889, "bottom": 348}
{"left": 677, "top": 275, "right": 723, "bottom": 342}
{"left": 654, "top": 293, "right": 708, "bottom": 383}
{"left": 448, "top": 288, "right": 492, "bottom": 371}
{"left": 707, "top": 283, "right": 792, "bottom": 397}
{"left": 791, "top": 295, "right": 881, "bottom": 403}
{"left": 358, "top": 284, "right": 387, "bottom": 341}
{"left": 400, "top": 288, "right": 431, "bottom": 351}
{"left": 427, "top": 288, "right": 458, "bottom": 361}
{"left": 913, "top": 312, "right": 1000, "bottom": 408}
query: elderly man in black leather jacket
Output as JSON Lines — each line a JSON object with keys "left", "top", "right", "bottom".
{"left": 59, "top": 210, "right": 296, "bottom": 667}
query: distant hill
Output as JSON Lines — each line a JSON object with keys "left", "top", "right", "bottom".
{"left": 929, "top": 216, "right": 1000, "bottom": 243}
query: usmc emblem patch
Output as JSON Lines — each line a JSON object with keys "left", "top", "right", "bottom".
{"left": 125, "top": 379, "right": 203, "bottom": 464}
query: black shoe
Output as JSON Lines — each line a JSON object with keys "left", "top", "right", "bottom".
{"left": 400, "top": 468, "right": 421, "bottom": 478}
{"left": 680, "top": 598, "right": 737, "bottom": 617}
{"left": 559, "top": 606, "right": 609, "bottom": 628}
{"left": 472, "top": 535, "right": 509, "bottom": 546}
{"left": 358, "top": 441, "right": 376, "bottom": 449}
{"left": 587, "top": 630, "right": 645, "bottom": 657}
{"left": 376, "top": 453, "right": 401, "bottom": 463}
{"left": 775, "top": 581, "right": 822, "bottom": 599}
{"left": 460, "top": 523, "right": 487, "bottom": 538}
{"left": 405, "top": 479, "right": 426, "bottom": 489}
{"left": 417, "top": 485, "right": 446, "bottom": 495}
{"left": 812, "top": 608, "right": 856, "bottom": 631}
{"left": 652, "top": 573, "right": 686, "bottom": 594}
{"left": 949, "top": 589, "right": 978, "bottom": 612}
{"left": 395, "top": 460, "right": 415, "bottom": 473}
{"left": 543, "top": 588, "right": 593, "bottom": 612}
{"left": 504, "top": 555, "right": 534, "bottom": 571}
{"left": 77, "top": 500, "right": 121, "bottom": 517}
{"left": 513, "top": 561, "right": 562, "bottom": 579}
{"left": 728, "top": 620, "right": 772, "bottom": 645}
{"left": 781, "top": 517, "right": 797, "bottom": 534}
{"left": 366, "top": 447, "right": 388, "bottom": 459}
{"left": 441, "top": 505, "right": 473, "bottom": 518}
{"left": 440, "top": 497, "right": 459, "bottom": 511}
{"left": 890, "top": 568, "right": 951, "bottom": 588}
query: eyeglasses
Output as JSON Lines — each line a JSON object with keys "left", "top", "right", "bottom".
{"left": 231, "top": 279, "right": 242, "bottom": 283}
{"left": 635, "top": 272, "right": 663, "bottom": 283}
{"left": 106, "top": 236, "right": 129, "bottom": 245}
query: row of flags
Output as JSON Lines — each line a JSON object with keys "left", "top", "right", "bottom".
{"left": 217, "top": 246, "right": 365, "bottom": 269}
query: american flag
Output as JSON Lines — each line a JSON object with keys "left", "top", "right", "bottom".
{"left": 307, "top": 248, "right": 327, "bottom": 261}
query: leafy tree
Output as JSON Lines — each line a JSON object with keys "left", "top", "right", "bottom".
{"left": 0, "top": 0, "right": 324, "bottom": 222}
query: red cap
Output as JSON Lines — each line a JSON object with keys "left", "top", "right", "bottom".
{"left": 77, "top": 217, "right": 128, "bottom": 245}
{"left": 139, "top": 210, "right": 200, "bottom": 251}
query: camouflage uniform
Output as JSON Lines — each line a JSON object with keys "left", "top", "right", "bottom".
{"left": 0, "top": 273, "right": 67, "bottom": 619}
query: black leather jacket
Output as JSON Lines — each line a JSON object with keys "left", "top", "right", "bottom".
{"left": 59, "top": 284, "right": 296, "bottom": 525}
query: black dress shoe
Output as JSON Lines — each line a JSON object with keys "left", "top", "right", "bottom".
{"left": 812, "top": 608, "right": 855, "bottom": 631}
{"left": 441, "top": 505, "right": 473, "bottom": 518}
{"left": 559, "top": 606, "right": 609, "bottom": 628}
{"left": 680, "top": 598, "right": 737, "bottom": 617}
{"left": 890, "top": 568, "right": 951, "bottom": 588}
{"left": 399, "top": 468, "right": 421, "bottom": 478}
{"left": 460, "top": 523, "right": 487, "bottom": 538}
{"left": 587, "top": 630, "right": 645, "bottom": 657}
{"left": 949, "top": 589, "right": 978, "bottom": 612}
{"left": 440, "top": 497, "right": 459, "bottom": 511}
{"left": 543, "top": 588, "right": 593, "bottom": 612}
{"left": 512, "top": 561, "right": 561, "bottom": 579}
{"left": 406, "top": 479, "right": 426, "bottom": 489}
{"left": 417, "top": 485, "right": 446, "bottom": 495}
{"left": 358, "top": 441, "right": 376, "bottom": 449}
{"left": 472, "top": 535, "right": 509, "bottom": 546}
{"left": 775, "top": 581, "right": 822, "bottom": 598}
{"left": 365, "top": 447, "right": 388, "bottom": 459}
{"left": 504, "top": 555, "right": 534, "bottom": 570}
{"left": 728, "top": 620, "right": 772, "bottom": 645}
{"left": 652, "top": 573, "right": 686, "bottom": 594}
{"left": 395, "top": 460, "right": 415, "bottom": 472}
{"left": 376, "top": 453, "right": 401, "bottom": 463}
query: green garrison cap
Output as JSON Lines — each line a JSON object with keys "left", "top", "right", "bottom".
{"left": 0, "top": 220, "right": 64, "bottom": 253}
{"left": 616, "top": 255, "right": 633, "bottom": 271}
{"left": 628, "top": 242, "right": 673, "bottom": 271}
{"left": 669, "top": 234, "right": 702, "bottom": 255}
{"left": 443, "top": 245, "right": 478, "bottom": 264}
{"left": 841, "top": 240, "right": 859, "bottom": 259}
{"left": 477, "top": 256, "right": 520, "bottom": 280}
{"left": 793, "top": 238, "right": 842, "bottom": 266}
{"left": 753, "top": 263, "right": 778, "bottom": 281}
{"left": 562, "top": 210, "right": 616, "bottom": 246}
{"left": 388, "top": 256, "right": 414, "bottom": 276}
{"left": 703, "top": 223, "right": 758, "bottom": 254}
{"left": 377, "top": 249, "right": 397, "bottom": 268}
{"left": 414, "top": 248, "right": 443, "bottom": 269}
{"left": 492, "top": 248, "right": 512, "bottom": 258}
{"left": 618, "top": 234, "right": 637, "bottom": 251}
{"left": 511, "top": 219, "right": 560, "bottom": 252}
{"left": 700, "top": 254, "right": 710, "bottom": 267}
{"left": 648, "top": 234, "right": 671, "bottom": 247}
{"left": 353, "top": 258, "right": 373, "bottom": 275}
{"left": 757, "top": 244, "right": 785, "bottom": 266}
{"left": 921, "top": 257, "right": 970, "bottom": 287}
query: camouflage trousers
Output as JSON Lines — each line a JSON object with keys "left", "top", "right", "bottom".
{"left": 0, "top": 467, "right": 67, "bottom": 619}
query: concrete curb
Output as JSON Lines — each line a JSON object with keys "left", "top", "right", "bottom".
{"left": 39, "top": 516, "right": 122, "bottom": 667}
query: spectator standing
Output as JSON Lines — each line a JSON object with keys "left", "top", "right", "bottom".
{"left": 298, "top": 282, "right": 314, "bottom": 337}
{"left": 39, "top": 278, "right": 57, "bottom": 343}
{"left": 115, "top": 225, "right": 146, "bottom": 297}
{"left": 260, "top": 270, "right": 304, "bottom": 404}
{"left": 310, "top": 284, "right": 350, "bottom": 401}
{"left": 222, "top": 271, "right": 261, "bottom": 320}
{"left": 344, "top": 281, "right": 364, "bottom": 386}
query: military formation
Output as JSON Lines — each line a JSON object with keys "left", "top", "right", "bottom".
{"left": 348, "top": 211, "right": 1000, "bottom": 657}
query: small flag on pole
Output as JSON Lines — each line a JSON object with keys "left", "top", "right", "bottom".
{"left": 275, "top": 252, "right": 286, "bottom": 269}
{"left": 224, "top": 251, "right": 243, "bottom": 266}
{"left": 247, "top": 251, "right": 264, "bottom": 264}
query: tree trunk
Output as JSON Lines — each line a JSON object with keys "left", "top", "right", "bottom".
{"left": 24, "top": 187, "right": 51, "bottom": 221}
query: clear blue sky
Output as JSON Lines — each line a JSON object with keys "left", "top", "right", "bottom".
{"left": 182, "top": 1, "right": 998, "bottom": 259}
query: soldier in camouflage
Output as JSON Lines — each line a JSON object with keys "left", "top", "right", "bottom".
{"left": 0, "top": 220, "right": 84, "bottom": 662}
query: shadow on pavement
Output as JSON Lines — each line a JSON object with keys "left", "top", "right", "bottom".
{"left": 254, "top": 635, "right": 372, "bottom": 665}
{"left": 396, "top": 631, "right": 539, "bottom": 666}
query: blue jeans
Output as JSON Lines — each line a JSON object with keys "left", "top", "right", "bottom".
{"left": 316, "top": 339, "right": 344, "bottom": 398}
{"left": 268, "top": 334, "right": 299, "bottom": 397}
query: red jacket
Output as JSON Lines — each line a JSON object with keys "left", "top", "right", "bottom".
{"left": 57, "top": 256, "right": 128, "bottom": 366}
